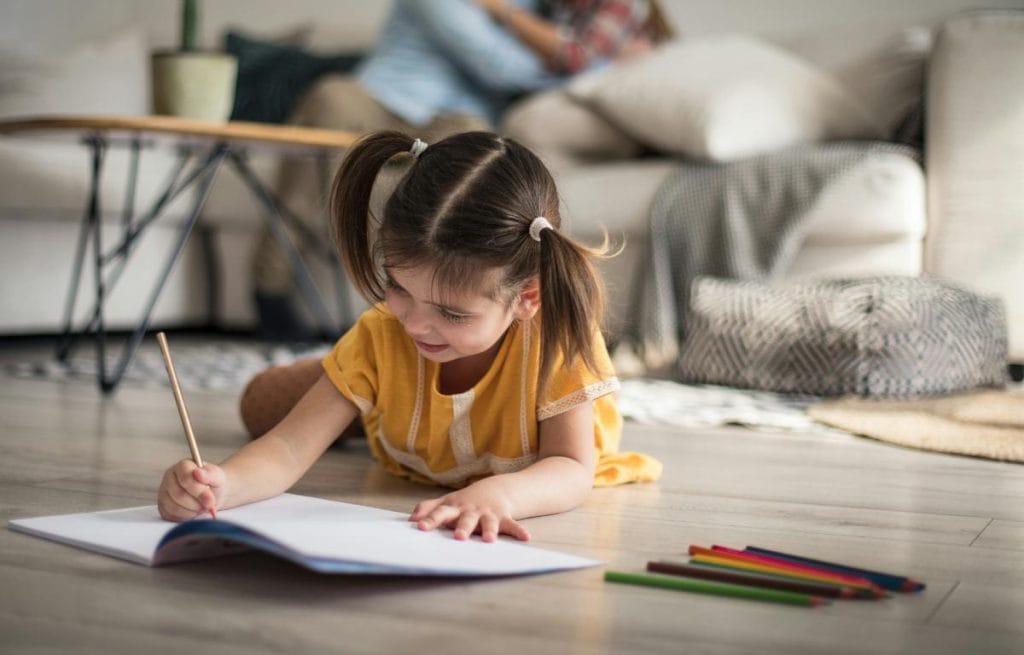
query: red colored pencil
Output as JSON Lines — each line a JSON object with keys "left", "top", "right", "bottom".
{"left": 743, "top": 546, "right": 926, "bottom": 592}
{"left": 647, "top": 561, "right": 883, "bottom": 599}
{"left": 689, "top": 545, "right": 881, "bottom": 591}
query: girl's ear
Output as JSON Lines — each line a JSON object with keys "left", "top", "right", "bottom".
{"left": 513, "top": 277, "right": 541, "bottom": 320}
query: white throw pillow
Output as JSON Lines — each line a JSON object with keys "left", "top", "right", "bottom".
{"left": 568, "top": 35, "right": 880, "bottom": 162}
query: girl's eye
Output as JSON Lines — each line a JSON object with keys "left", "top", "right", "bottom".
{"left": 439, "top": 309, "right": 468, "bottom": 324}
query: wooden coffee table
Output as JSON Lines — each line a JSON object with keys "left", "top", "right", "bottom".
{"left": 0, "top": 114, "right": 360, "bottom": 392}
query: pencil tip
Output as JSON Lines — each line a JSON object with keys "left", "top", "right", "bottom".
{"left": 902, "top": 580, "right": 925, "bottom": 592}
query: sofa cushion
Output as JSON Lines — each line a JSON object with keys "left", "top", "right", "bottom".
{"left": 0, "top": 28, "right": 192, "bottom": 219}
{"left": 0, "top": 28, "right": 149, "bottom": 119}
{"left": 925, "top": 10, "right": 1024, "bottom": 361}
{"left": 567, "top": 35, "right": 879, "bottom": 162}
{"left": 225, "top": 29, "right": 363, "bottom": 124}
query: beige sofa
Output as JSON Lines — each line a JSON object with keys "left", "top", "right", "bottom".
{"left": 516, "top": 11, "right": 1024, "bottom": 364}
{"left": 0, "top": 4, "right": 1021, "bottom": 366}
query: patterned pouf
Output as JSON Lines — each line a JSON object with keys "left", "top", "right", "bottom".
{"left": 677, "top": 276, "right": 1008, "bottom": 397}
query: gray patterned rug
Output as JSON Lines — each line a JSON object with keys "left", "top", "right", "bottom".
{"left": 3, "top": 340, "right": 332, "bottom": 393}
{"left": 616, "top": 378, "right": 841, "bottom": 434}
{"left": 2, "top": 340, "right": 831, "bottom": 434}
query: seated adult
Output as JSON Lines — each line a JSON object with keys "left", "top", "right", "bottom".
{"left": 500, "top": 0, "right": 674, "bottom": 171}
{"left": 251, "top": 0, "right": 663, "bottom": 340}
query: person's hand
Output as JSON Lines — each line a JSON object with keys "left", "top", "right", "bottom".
{"left": 617, "top": 36, "right": 654, "bottom": 60}
{"left": 472, "top": 0, "right": 508, "bottom": 19}
{"left": 157, "top": 459, "right": 226, "bottom": 521}
{"left": 409, "top": 478, "right": 530, "bottom": 542}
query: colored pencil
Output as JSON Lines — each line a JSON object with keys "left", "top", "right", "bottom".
{"left": 156, "top": 331, "right": 216, "bottom": 518}
{"left": 605, "top": 570, "right": 827, "bottom": 607}
{"left": 743, "top": 546, "right": 926, "bottom": 592}
{"left": 647, "top": 561, "right": 882, "bottom": 599}
{"left": 688, "top": 552, "right": 881, "bottom": 592}
{"left": 705, "top": 545, "right": 878, "bottom": 588}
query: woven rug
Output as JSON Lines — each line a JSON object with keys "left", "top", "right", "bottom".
{"left": 3, "top": 340, "right": 332, "bottom": 392}
{"left": 3, "top": 343, "right": 837, "bottom": 434}
{"left": 808, "top": 388, "right": 1024, "bottom": 462}
{"left": 615, "top": 378, "right": 842, "bottom": 434}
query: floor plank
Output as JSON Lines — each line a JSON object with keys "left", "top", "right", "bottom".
{"left": 2, "top": 357, "right": 1024, "bottom": 654}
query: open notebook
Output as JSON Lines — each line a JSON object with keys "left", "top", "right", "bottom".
{"left": 9, "top": 493, "right": 600, "bottom": 576}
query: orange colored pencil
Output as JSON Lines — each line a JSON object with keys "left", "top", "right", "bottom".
{"left": 710, "top": 545, "right": 883, "bottom": 588}
{"left": 648, "top": 561, "right": 882, "bottom": 599}
{"left": 689, "top": 552, "right": 882, "bottom": 592}
{"left": 690, "top": 545, "right": 878, "bottom": 589}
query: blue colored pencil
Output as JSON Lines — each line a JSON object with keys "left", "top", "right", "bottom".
{"left": 743, "top": 546, "right": 925, "bottom": 592}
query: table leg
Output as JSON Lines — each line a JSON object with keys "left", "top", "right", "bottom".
{"left": 58, "top": 146, "right": 203, "bottom": 360}
{"left": 95, "top": 145, "right": 229, "bottom": 392}
{"left": 226, "top": 150, "right": 336, "bottom": 335}
{"left": 56, "top": 136, "right": 107, "bottom": 363}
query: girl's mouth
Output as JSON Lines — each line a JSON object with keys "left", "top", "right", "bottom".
{"left": 415, "top": 340, "right": 448, "bottom": 354}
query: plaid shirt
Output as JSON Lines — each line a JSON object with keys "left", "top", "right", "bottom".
{"left": 545, "top": 0, "right": 656, "bottom": 73}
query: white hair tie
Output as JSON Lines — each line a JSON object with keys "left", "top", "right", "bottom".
{"left": 529, "top": 216, "right": 554, "bottom": 242}
{"left": 410, "top": 138, "right": 428, "bottom": 158}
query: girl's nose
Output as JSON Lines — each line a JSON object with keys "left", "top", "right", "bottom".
{"left": 402, "top": 303, "right": 431, "bottom": 336}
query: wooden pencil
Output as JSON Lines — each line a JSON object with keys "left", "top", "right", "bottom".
{"left": 647, "top": 561, "right": 883, "bottom": 599}
{"left": 743, "top": 546, "right": 926, "bottom": 592}
{"left": 155, "top": 331, "right": 215, "bottom": 518}
{"left": 605, "top": 570, "right": 828, "bottom": 607}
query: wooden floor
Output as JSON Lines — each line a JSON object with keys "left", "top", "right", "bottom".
{"left": 2, "top": 345, "right": 1024, "bottom": 654}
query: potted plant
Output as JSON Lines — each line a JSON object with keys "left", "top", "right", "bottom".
{"left": 151, "top": 0, "right": 238, "bottom": 122}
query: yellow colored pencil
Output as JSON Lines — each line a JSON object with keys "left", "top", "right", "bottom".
{"left": 689, "top": 553, "right": 880, "bottom": 592}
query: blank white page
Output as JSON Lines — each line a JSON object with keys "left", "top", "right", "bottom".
{"left": 9, "top": 494, "right": 601, "bottom": 576}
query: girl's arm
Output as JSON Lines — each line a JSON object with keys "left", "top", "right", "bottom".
{"left": 410, "top": 402, "right": 596, "bottom": 541}
{"left": 158, "top": 374, "right": 358, "bottom": 520}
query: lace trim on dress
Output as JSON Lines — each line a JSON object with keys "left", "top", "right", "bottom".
{"left": 377, "top": 428, "right": 538, "bottom": 486}
{"left": 537, "top": 377, "right": 621, "bottom": 421}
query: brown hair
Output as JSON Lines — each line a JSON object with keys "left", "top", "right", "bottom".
{"left": 330, "top": 130, "right": 609, "bottom": 387}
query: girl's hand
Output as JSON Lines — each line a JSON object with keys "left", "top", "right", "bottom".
{"left": 409, "top": 479, "right": 531, "bottom": 542}
{"left": 157, "top": 459, "right": 226, "bottom": 521}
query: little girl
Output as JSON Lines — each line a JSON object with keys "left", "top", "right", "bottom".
{"left": 158, "top": 130, "right": 661, "bottom": 541}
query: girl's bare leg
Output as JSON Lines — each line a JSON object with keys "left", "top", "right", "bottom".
{"left": 239, "top": 357, "right": 363, "bottom": 440}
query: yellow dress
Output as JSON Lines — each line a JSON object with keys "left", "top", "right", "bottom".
{"left": 322, "top": 305, "right": 662, "bottom": 488}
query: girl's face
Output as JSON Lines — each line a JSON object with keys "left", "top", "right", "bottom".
{"left": 384, "top": 264, "right": 538, "bottom": 365}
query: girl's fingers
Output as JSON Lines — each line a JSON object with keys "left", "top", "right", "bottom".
{"left": 409, "top": 498, "right": 441, "bottom": 522}
{"left": 174, "top": 468, "right": 211, "bottom": 504}
{"left": 479, "top": 514, "right": 500, "bottom": 542}
{"left": 500, "top": 517, "right": 531, "bottom": 541}
{"left": 192, "top": 464, "right": 226, "bottom": 489}
{"left": 417, "top": 504, "right": 460, "bottom": 532}
{"left": 453, "top": 512, "right": 481, "bottom": 541}
{"left": 159, "top": 474, "right": 203, "bottom": 520}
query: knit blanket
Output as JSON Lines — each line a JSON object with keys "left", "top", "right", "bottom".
{"left": 619, "top": 141, "right": 921, "bottom": 374}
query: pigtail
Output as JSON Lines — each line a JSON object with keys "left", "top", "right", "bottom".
{"left": 536, "top": 229, "right": 610, "bottom": 389}
{"left": 330, "top": 131, "right": 418, "bottom": 303}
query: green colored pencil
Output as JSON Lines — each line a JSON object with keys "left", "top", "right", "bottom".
{"left": 605, "top": 570, "right": 827, "bottom": 607}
